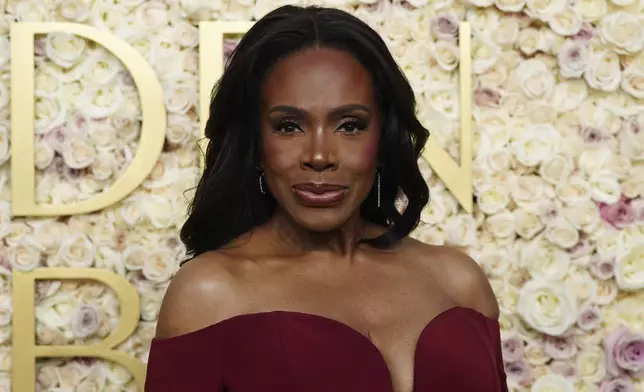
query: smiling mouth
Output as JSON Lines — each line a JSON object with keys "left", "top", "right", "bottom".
{"left": 292, "top": 183, "right": 348, "bottom": 207}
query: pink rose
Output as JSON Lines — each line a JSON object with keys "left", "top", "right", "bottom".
{"left": 223, "top": 38, "right": 240, "bottom": 64}
{"left": 545, "top": 335, "right": 578, "bottom": 360}
{"left": 42, "top": 125, "right": 69, "bottom": 154}
{"left": 600, "top": 196, "right": 636, "bottom": 228}
{"left": 577, "top": 306, "right": 602, "bottom": 331}
{"left": 589, "top": 257, "right": 615, "bottom": 280}
{"left": 572, "top": 23, "right": 597, "bottom": 41}
{"left": 605, "top": 326, "right": 644, "bottom": 376}
{"left": 599, "top": 377, "right": 635, "bottom": 392}
{"left": 550, "top": 360, "right": 577, "bottom": 378}
{"left": 502, "top": 337, "right": 524, "bottom": 362}
{"left": 504, "top": 359, "right": 533, "bottom": 385}
{"left": 431, "top": 12, "right": 459, "bottom": 41}
{"left": 474, "top": 86, "right": 502, "bottom": 108}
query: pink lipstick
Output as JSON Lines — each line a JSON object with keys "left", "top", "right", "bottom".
{"left": 292, "top": 183, "right": 348, "bottom": 207}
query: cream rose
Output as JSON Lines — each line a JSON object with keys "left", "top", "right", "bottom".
{"left": 432, "top": 41, "right": 460, "bottom": 72}
{"left": 531, "top": 374, "right": 575, "bottom": 392}
{"left": 164, "top": 74, "right": 198, "bottom": 114}
{"left": 485, "top": 210, "right": 515, "bottom": 239}
{"left": 415, "top": 225, "right": 445, "bottom": 246}
{"left": 556, "top": 175, "right": 592, "bottom": 204}
{"left": 521, "top": 239, "right": 571, "bottom": 280}
{"left": 78, "top": 85, "right": 123, "bottom": 118}
{"left": 621, "top": 67, "right": 644, "bottom": 99}
{"left": 576, "top": 347, "right": 606, "bottom": 382}
{"left": 512, "top": 123, "right": 560, "bottom": 166}
{"left": 544, "top": 218, "right": 580, "bottom": 249}
{"left": 471, "top": 35, "right": 501, "bottom": 74}
{"left": 57, "top": 0, "right": 91, "bottom": 22}
{"left": 34, "top": 97, "right": 67, "bottom": 135}
{"left": 512, "top": 175, "right": 546, "bottom": 208}
{"left": 588, "top": 170, "right": 621, "bottom": 204}
{"left": 513, "top": 59, "right": 556, "bottom": 100}
{"left": 599, "top": 12, "right": 644, "bottom": 55}
{"left": 36, "top": 292, "right": 81, "bottom": 329}
{"left": 575, "top": 0, "right": 607, "bottom": 22}
{"left": 614, "top": 244, "right": 644, "bottom": 291}
{"left": 44, "top": 32, "right": 86, "bottom": 68}
{"left": 547, "top": 8, "right": 582, "bottom": 36}
{"left": 142, "top": 249, "right": 177, "bottom": 283}
{"left": 540, "top": 154, "right": 573, "bottom": 185}
{"left": 61, "top": 138, "right": 96, "bottom": 169}
{"left": 0, "top": 126, "right": 9, "bottom": 167}
{"left": 14, "top": 0, "right": 52, "bottom": 22}
{"left": 444, "top": 214, "right": 478, "bottom": 247}
{"left": 58, "top": 234, "right": 95, "bottom": 268}
{"left": 584, "top": 49, "right": 621, "bottom": 92}
{"left": 514, "top": 208, "right": 545, "bottom": 239}
{"left": 34, "top": 139, "right": 55, "bottom": 170}
{"left": 476, "top": 183, "right": 510, "bottom": 215}
{"left": 526, "top": 0, "right": 567, "bottom": 19}
{"left": 578, "top": 148, "right": 612, "bottom": 176}
{"left": 166, "top": 114, "right": 194, "bottom": 146}
{"left": 9, "top": 238, "right": 43, "bottom": 272}
{"left": 518, "top": 279, "right": 578, "bottom": 336}
{"left": 558, "top": 40, "right": 589, "bottom": 79}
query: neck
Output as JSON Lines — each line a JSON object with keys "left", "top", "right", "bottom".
{"left": 263, "top": 210, "right": 369, "bottom": 259}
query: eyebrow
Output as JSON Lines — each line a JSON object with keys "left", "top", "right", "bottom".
{"left": 268, "top": 104, "right": 372, "bottom": 117}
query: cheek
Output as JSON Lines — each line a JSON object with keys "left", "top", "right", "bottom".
{"left": 260, "top": 135, "right": 297, "bottom": 171}
{"left": 343, "top": 135, "right": 380, "bottom": 173}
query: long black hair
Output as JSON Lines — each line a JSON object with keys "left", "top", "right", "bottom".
{"left": 180, "top": 5, "right": 430, "bottom": 258}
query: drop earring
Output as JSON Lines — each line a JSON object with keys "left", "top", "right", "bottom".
{"left": 377, "top": 171, "right": 381, "bottom": 208}
{"left": 259, "top": 172, "right": 267, "bottom": 195}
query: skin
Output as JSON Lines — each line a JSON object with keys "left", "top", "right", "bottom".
{"left": 156, "top": 48, "right": 499, "bottom": 392}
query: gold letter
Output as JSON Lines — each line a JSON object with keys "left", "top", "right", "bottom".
{"left": 197, "top": 22, "right": 473, "bottom": 212}
{"left": 10, "top": 23, "right": 167, "bottom": 217}
{"left": 12, "top": 268, "right": 144, "bottom": 392}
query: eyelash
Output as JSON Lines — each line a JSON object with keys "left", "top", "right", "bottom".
{"left": 274, "top": 119, "right": 367, "bottom": 134}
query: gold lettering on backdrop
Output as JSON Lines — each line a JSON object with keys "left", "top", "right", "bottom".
{"left": 12, "top": 268, "right": 144, "bottom": 392}
{"left": 10, "top": 23, "right": 167, "bottom": 217}
{"left": 198, "top": 21, "right": 473, "bottom": 213}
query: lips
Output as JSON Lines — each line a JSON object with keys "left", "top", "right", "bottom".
{"left": 292, "top": 183, "right": 348, "bottom": 207}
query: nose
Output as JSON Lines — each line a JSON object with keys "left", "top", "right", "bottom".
{"left": 301, "top": 128, "right": 337, "bottom": 172}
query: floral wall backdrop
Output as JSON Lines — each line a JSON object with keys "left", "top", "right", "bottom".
{"left": 0, "top": 0, "right": 643, "bottom": 391}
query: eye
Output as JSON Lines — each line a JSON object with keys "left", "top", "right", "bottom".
{"left": 338, "top": 119, "right": 367, "bottom": 134}
{"left": 275, "top": 120, "right": 302, "bottom": 134}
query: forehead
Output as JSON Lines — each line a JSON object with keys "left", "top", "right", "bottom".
{"left": 261, "top": 47, "right": 375, "bottom": 108}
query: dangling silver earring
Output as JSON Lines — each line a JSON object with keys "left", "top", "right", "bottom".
{"left": 259, "top": 172, "right": 267, "bottom": 195}
{"left": 377, "top": 171, "right": 381, "bottom": 208}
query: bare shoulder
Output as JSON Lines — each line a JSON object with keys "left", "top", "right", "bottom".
{"left": 155, "top": 251, "right": 245, "bottom": 339}
{"left": 406, "top": 239, "right": 499, "bottom": 320}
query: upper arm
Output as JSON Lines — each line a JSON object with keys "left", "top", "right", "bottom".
{"left": 155, "top": 253, "right": 239, "bottom": 339}
{"left": 437, "top": 247, "right": 500, "bottom": 320}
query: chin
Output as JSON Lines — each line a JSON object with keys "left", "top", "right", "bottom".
{"left": 291, "top": 208, "right": 352, "bottom": 233}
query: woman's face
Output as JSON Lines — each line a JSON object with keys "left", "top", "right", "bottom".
{"left": 260, "top": 47, "right": 381, "bottom": 232}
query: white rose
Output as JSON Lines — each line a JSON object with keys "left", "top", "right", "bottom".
{"left": 61, "top": 138, "right": 96, "bottom": 169}
{"left": 471, "top": 35, "right": 501, "bottom": 74}
{"left": 599, "top": 12, "right": 644, "bottom": 55}
{"left": 526, "top": 0, "right": 566, "bottom": 19}
{"left": 614, "top": 244, "right": 644, "bottom": 291}
{"left": 476, "top": 183, "right": 510, "bottom": 215}
{"left": 444, "top": 214, "right": 478, "bottom": 247}
{"left": 512, "top": 123, "right": 560, "bottom": 166}
{"left": 513, "top": 59, "right": 555, "bottom": 100}
{"left": 57, "top": 0, "right": 91, "bottom": 22}
{"left": 621, "top": 66, "right": 644, "bottom": 99}
{"left": 163, "top": 74, "right": 198, "bottom": 114}
{"left": 576, "top": 347, "right": 606, "bottom": 383}
{"left": 78, "top": 85, "right": 123, "bottom": 118}
{"left": 584, "top": 50, "right": 621, "bottom": 92}
{"left": 518, "top": 279, "right": 577, "bottom": 336}
{"left": 32, "top": 220, "right": 69, "bottom": 255}
{"left": 482, "top": 149, "right": 513, "bottom": 173}
{"left": 574, "top": 0, "right": 607, "bottom": 22}
{"left": 562, "top": 201, "right": 600, "bottom": 233}
{"left": 89, "top": 152, "right": 114, "bottom": 181}
{"left": 556, "top": 175, "right": 592, "bottom": 204}
{"left": 515, "top": 208, "right": 545, "bottom": 239}
{"left": 557, "top": 40, "right": 589, "bottom": 79}
{"left": 0, "top": 126, "right": 9, "bottom": 167}
{"left": 36, "top": 292, "right": 81, "bottom": 329}
{"left": 44, "top": 33, "right": 85, "bottom": 68}
{"left": 86, "top": 121, "right": 117, "bottom": 148}
{"left": 578, "top": 148, "right": 612, "bottom": 177}
{"left": 35, "top": 97, "right": 67, "bottom": 135}
{"left": 479, "top": 249, "right": 512, "bottom": 277}
{"left": 105, "top": 363, "right": 133, "bottom": 386}
{"left": 484, "top": 210, "right": 515, "bottom": 239}
{"left": 140, "top": 291, "right": 162, "bottom": 321}
{"left": 531, "top": 374, "right": 575, "bottom": 392}
{"left": 122, "top": 244, "right": 147, "bottom": 271}
{"left": 58, "top": 234, "right": 95, "bottom": 268}
{"left": 14, "top": 0, "right": 52, "bottom": 22}
{"left": 119, "top": 196, "right": 144, "bottom": 226}
{"left": 512, "top": 175, "right": 546, "bottom": 208}
{"left": 415, "top": 225, "right": 445, "bottom": 246}
{"left": 540, "top": 154, "right": 572, "bottom": 185}
{"left": 166, "top": 114, "right": 194, "bottom": 146}
{"left": 9, "top": 237, "right": 43, "bottom": 272}
{"left": 544, "top": 217, "right": 580, "bottom": 249}
{"left": 495, "top": 0, "right": 525, "bottom": 12}
{"left": 547, "top": 8, "right": 582, "bottom": 36}
{"left": 0, "top": 294, "right": 12, "bottom": 326}
{"left": 588, "top": 170, "right": 620, "bottom": 204}
{"left": 521, "top": 238, "right": 571, "bottom": 280}
{"left": 134, "top": 1, "right": 168, "bottom": 30}
{"left": 34, "top": 139, "right": 55, "bottom": 170}
{"left": 142, "top": 249, "right": 177, "bottom": 283}
{"left": 142, "top": 195, "right": 178, "bottom": 229}
{"left": 432, "top": 41, "right": 460, "bottom": 72}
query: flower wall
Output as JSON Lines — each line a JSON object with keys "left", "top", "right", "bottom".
{"left": 0, "top": 0, "right": 643, "bottom": 391}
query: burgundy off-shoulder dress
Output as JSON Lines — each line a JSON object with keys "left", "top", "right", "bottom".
{"left": 145, "top": 306, "right": 508, "bottom": 391}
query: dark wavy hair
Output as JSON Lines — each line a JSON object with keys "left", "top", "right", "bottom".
{"left": 180, "top": 5, "right": 430, "bottom": 258}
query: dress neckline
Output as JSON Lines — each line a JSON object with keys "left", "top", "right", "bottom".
{"left": 152, "top": 306, "right": 499, "bottom": 392}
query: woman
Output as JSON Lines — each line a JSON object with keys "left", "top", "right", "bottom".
{"left": 145, "top": 5, "right": 507, "bottom": 392}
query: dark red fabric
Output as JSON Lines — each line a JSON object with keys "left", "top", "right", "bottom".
{"left": 145, "top": 306, "right": 508, "bottom": 391}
